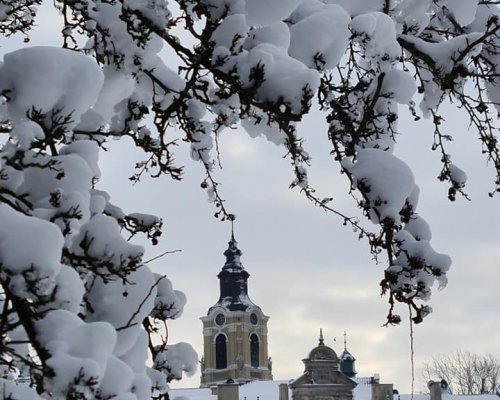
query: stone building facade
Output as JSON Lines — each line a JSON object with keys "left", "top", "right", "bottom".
{"left": 290, "top": 331, "right": 357, "bottom": 400}
{"left": 200, "top": 234, "right": 273, "bottom": 387}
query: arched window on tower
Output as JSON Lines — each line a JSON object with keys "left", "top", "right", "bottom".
{"left": 250, "top": 333, "right": 259, "bottom": 367}
{"left": 215, "top": 334, "right": 227, "bottom": 369}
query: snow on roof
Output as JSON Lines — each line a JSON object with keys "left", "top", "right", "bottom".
{"left": 170, "top": 380, "right": 500, "bottom": 400}
{"left": 353, "top": 377, "right": 374, "bottom": 400}
{"left": 171, "top": 380, "right": 292, "bottom": 400}
{"left": 240, "top": 380, "right": 291, "bottom": 400}
{"left": 170, "top": 387, "right": 214, "bottom": 400}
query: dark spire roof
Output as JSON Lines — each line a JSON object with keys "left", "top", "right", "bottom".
{"left": 222, "top": 231, "right": 243, "bottom": 271}
{"left": 209, "top": 232, "right": 257, "bottom": 313}
{"left": 340, "top": 331, "right": 357, "bottom": 378}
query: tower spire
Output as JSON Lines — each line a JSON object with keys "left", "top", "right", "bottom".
{"left": 211, "top": 231, "right": 254, "bottom": 312}
{"left": 319, "top": 328, "right": 324, "bottom": 346}
{"left": 223, "top": 230, "right": 243, "bottom": 270}
{"left": 344, "top": 331, "right": 347, "bottom": 351}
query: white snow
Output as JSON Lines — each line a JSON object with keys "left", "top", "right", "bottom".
{"left": 154, "top": 342, "right": 198, "bottom": 382}
{"left": 382, "top": 68, "right": 416, "bottom": 104}
{"left": 351, "top": 12, "right": 401, "bottom": 65}
{"left": 0, "top": 204, "right": 63, "bottom": 298}
{"left": 86, "top": 266, "right": 156, "bottom": 356}
{"left": 342, "top": 148, "right": 416, "bottom": 225}
{"left": 0, "top": 47, "right": 103, "bottom": 129}
{"left": 151, "top": 274, "right": 187, "bottom": 320}
{"left": 36, "top": 310, "right": 117, "bottom": 397}
{"left": 288, "top": 2, "right": 350, "bottom": 70}
{"left": 445, "top": 0, "right": 479, "bottom": 26}
{"left": 0, "top": 378, "right": 43, "bottom": 400}
{"left": 245, "top": 0, "right": 301, "bottom": 27}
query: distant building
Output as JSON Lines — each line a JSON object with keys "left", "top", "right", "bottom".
{"left": 200, "top": 234, "right": 273, "bottom": 387}
{"left": 289, "top": 330, "right": 357, "bottom": 400}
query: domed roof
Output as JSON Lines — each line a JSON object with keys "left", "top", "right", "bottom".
{"left": 309, "top": 345, "right": 338, "bottom": 361}
{"left": 308, "top": 329, "right": 339, "bottom": 361}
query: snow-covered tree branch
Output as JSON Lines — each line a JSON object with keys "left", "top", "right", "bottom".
{"left": 0, "top": 0, "right": 499, "bottom": 398}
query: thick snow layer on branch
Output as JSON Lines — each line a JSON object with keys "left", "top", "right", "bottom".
{"left": 288, "top": 1, "right": 350, "bottom": 69}
{"left": 151, "top": 274, "right": 187, "bottom": 320}
{"left": 342, "top": 148, "right": 417, "bottom": 225}
{"left": 212, "top": 14, "right": 249, "bottom": 49}
{"left": 236, "top": 43, "right": 320, "bottom": 113}
{"left": 393, "top": 0, "right": 432, "bottom": 35}
{"left": 245, "top": 22, "right": 291, "bottom": 49}
{"left": 122, "top": 0, "right": 171, "bottom": 30}
{"left": 0, "top": 47, "right": 103, "bottom": 128}
{"left": 400, "top": 32, "right": 484, "bottom": 74}
{"left": 382, "top": 68, "right": 416, "bottom": 104}
{"left": 445, "top": 0, "right": 479, "bottom": 26}
{"left": 245, "top": 0, "right": 301, "bottom": 26}
{"left": 351, "top": 12, "right": 401, "bottom": 64}
{"left": 98, "top": 356, "right": 135, "bottom": 398}
{"left": 394, "top": 229, "right": 451, "bottom": 292}
{"left": 10, "top": 120, "right": 44, "bottom": 150}
{"left": 71, "top": 214, "right": 144, "bottom": 270}
{"left": 0, "top": 204, "right": 63, "bottom": 297}
{"left": 154, "top": 342, "right": 198, "bottom": 382}
{"left": 86, "top": 267, "right": 156, "bottom": 356}
{"left": 36, "top": 310, "right": 117, "bottom": 397}
{"left": 404, "top": 215, "right": 432, "bottom": 241}
{"left": 40, "top": 265, "right": 85, "bottom": 314}
{"left": 325, "top": 0, "right": 384, "bottom": 16}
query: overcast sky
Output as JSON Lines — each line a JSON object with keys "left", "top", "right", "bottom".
{"left": 2, "top": 9, "right": 500, "bottom": 394}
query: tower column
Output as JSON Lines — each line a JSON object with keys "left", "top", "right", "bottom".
{"left": 200, "top": 235, "right": 273, "bottom": 387}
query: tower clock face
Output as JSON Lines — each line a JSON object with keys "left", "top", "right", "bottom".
{"left": 215, "top": 313, "right": 225, "bottom": 326}
{"left": 250, "top": 313, "right": 258, "bottom": 325}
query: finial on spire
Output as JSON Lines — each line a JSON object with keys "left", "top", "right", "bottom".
{"left": 319, "top": 328, "right": 324, "bottom": 345}
{"left": 344, "top": 331, "right": 347, "bottom": 351}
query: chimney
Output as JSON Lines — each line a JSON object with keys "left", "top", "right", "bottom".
{"left": 428, "top": 380, "right": 449, "bottom": 400}
{"left": 279, "top": 383, "right": 289, "bottom": 400}
{"left": 372, "top": 383, "right": 393, "bottom": 400}
{"left": 218, "top": 381, "right": 239, "bottom": 400}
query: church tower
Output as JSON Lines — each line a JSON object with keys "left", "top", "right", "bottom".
{"left": 200, "top": 234, "right": 273, "bottom": 387}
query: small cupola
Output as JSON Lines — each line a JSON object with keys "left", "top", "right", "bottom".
{"left": 340, "top": 331, "right": 357, "bottom": 378}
